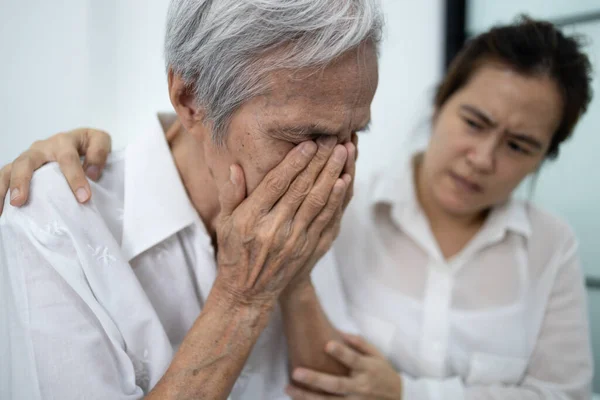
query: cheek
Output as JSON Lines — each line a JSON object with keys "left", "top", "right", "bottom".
{"left": 484, "top": 160, "right": 535, "bottom": 200}
{"left": 428, "top": 123, "right": 466, "bottom": 171}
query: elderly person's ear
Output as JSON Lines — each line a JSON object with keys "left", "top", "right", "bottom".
{"left": 168, "top": 68, "right": 203, "bottom": 132}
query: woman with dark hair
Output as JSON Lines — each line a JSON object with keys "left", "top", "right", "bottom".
{"left": 1, "top": 16, "right": 594, "bottom": 400}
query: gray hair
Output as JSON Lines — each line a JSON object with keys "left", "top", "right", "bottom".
{"left": 165, "top": 0, "right": 384, "bottom": 144}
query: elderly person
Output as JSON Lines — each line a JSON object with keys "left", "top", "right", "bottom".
{"left": 0, "top": 1, "right": 381, "bottom": 399}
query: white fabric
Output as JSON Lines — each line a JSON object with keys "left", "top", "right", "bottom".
{"left": 0, "top": 115, "right": 357, "bottom": 400}
{"left": 334, "top": 154, "right": 594, "bottom": 400}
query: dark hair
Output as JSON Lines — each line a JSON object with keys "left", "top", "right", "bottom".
{"left": 435, "top": 16, "right": 593, "bottom": 160}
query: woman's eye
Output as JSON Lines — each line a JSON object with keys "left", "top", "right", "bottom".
{"left": 464, "top": 118, "right": 483, "bottom": 130}
{"left": 507, "top": 141, "right": 531, "bottom": 155}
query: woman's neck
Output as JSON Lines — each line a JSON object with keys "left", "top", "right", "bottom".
{"left": 413, "top": 154, "right": 488, "bottom": 259}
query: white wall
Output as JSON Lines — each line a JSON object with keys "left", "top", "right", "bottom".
{"left": 0, "top": 0, "right": 444, "bottom": 181}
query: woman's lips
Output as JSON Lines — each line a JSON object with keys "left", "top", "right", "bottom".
{"left": 449, "top": 171, "right": 483, "bottom": 193}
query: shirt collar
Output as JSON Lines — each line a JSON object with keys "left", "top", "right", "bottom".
{"left": 121, "top": 113, "right": 199, "bottom": 261}
{"left": 369, "top": 151, "right": 532, "bottom": 240}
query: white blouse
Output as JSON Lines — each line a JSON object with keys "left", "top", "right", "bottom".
{"left": 0, "top": 115, "right": 356, "bottom": 400}
{"left": 334, "top": 155, "right": 593, "bottom": 400}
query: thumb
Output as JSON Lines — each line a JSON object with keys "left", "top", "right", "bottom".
{"left": 219, "top": 164, "right": 246, "bottom": 218}
{"left": 342, "top": 333, "right": 384, "bottom": 359}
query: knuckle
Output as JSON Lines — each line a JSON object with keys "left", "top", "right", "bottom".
{"left": 264, "top": 173, "right": 287, "bottom": 195}
{"left": 13, "top": 153, "right": 34, "bottom": 170}
{"left": 55, "top": 132, "right": 72, "bottom": 144}
{"left": 56, "top": 151, "right": 81, "bottom": 166}
{"left": 358, "top": 378, "right": 371, "bottom": 394}
{"left": 288, "top": 155, "right": 307, "bottom": 171}
{"left": 306, "top": 194, "right": 327, "bottom": 210}
{"left": 326, "top": 165, "right": 342, "bottom": 180}
{"left": 94, "top": 145, "right": 109, "bottom": 158}
{"left": 29, "top": 139, "right": 47, "bottom": 152}
{"left": 288, "top": 177, "right": 312, "bottom": 200}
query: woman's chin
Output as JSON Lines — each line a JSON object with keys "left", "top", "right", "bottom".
{"left": 436, "top": 193, "right": 481, "bottom": 219}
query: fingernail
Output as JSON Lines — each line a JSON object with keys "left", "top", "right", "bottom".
{"left": 300, "top": 141, "right": 317, "bottom": 156}
{"left": 326, "top": 342, "right": 337, "bottom": 353}
{"left": 76, "top": 188, "right": 89, "bottom": 203}
{"left": 292, "top": 369, "right": 306, "bottom": 381}
{"left": 229, "top": 166, "right": 236, "bottom": 184}
{"left": 317, "top": 136, "right": 337, "bottom": 148}
{"left": 86, "top": 165, "right": 100, "bottom": 181}
{"left": 10, "top": 188, "right": 20, "bottom": 201}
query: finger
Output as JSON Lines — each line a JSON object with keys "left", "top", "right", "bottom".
{"left": 80, "top": 129, "right": 112, "bottom": 181}
{"left": 293, "top": 145, "right": 347, "bottom": 229}
{"left": 325, "top": 340, "right": 366, "bottom": 370}
{"left": 249, "top": 141, "right": 317, "bottom": 212}
{"left": 9, "top": 150, "right": 47, "bottom": 207}
{"left": 218, "top": 164, "right": 247, "bottom": 218}
{"left": 275, "top": 136, "right": 337, "bottom": 216}
{"left": 342, "top": 333, "right": 385, "bottom": 358}
{"left": 292, "top": 368, "right": 356, "bottom": 395}
{"left": 313, "top": 183, "right": 346, "bottom": 256}
{"left": 285, "top": 385, "right": 336, "bottom": 400}
{"left": 342, "top": 142, "right": 356, "bottom": 210}
{"left": 306, "top": 178, "right": 346, "bottom": 237}
{"left": 54, "top": 146, "right": 92, "bottom": 204}
{"left": 0, "top": 164, "right": 11, "bottom": 215}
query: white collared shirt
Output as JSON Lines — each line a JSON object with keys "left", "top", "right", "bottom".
{"left": 0, "top": 115, "right": 356, "bottom": 400}
{"left": 334, "top": 155, "right": 593, "bottom": 400}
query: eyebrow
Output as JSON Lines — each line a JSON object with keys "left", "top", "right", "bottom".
{"left": 460, "top": 105, "right": 543, "bottom": 150}
{"left": 270, "top": 119, "right": 372, "bottom": 138}
{"left": 460, "top": 105, "right": 497, "bottom": 127}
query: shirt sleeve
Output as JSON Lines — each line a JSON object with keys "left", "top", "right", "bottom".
{"left": 400, "top": 233, "right": 593, "bottom": 400}
{"left": 0, "top": 174, "right": 145, "bottom": 399}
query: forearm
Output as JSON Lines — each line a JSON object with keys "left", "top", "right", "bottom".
{"left": 148, "top": 286, "right": 275, "bottom": 400}
{"left": 280, "top": 280, "right": 348, "bottom": 376}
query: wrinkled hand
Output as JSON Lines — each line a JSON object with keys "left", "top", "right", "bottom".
{"left": 214, "top": 136, "right": 355, "bottom": 306}
{"left": 283, "top": 134, "right": 357, "bottom": 297}
{"left": 287, "top": 333, "right": 403, "bottom": 400}
{"left": 0, "top": 128, "right": 112, "bottom": 215}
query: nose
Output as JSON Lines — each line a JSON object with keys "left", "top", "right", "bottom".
{"left": 466, "top": 135, "right": 497, "bottom": 173}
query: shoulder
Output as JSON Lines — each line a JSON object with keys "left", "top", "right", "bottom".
{"left": 520, "top": 199, "right": 577, "bottom": 249}
{"left": 513, "top": 199, "right": 580, "bottom": 283}
{"left": 1, "top": 151, "right": 125, "bottom": 229}
{"left": 1, "top": 162, "right": 79, "bottom": 230}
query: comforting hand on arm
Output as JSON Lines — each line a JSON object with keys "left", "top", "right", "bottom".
{"left": 287, "top": 333, "right": 403, "bottom": 400}
{"left": 0, "top": 128, "right": 112, "bottom": 214}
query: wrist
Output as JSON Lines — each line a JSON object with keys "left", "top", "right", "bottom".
{"left": 280, "top": 278, "right": 316, "bottom": 306}
{"left": 211, "top": 274, "right": 278, "bottom": 317}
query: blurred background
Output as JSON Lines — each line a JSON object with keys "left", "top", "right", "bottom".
{"left": 0, "top": 0, "right": 598, "bottom": 394}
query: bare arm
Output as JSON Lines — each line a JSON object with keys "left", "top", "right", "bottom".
{"left": 148, "top": 289, "right": 274, "bottom": 399}
{"left": 280, "top": 282, "right": 347, "bottom": 378}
